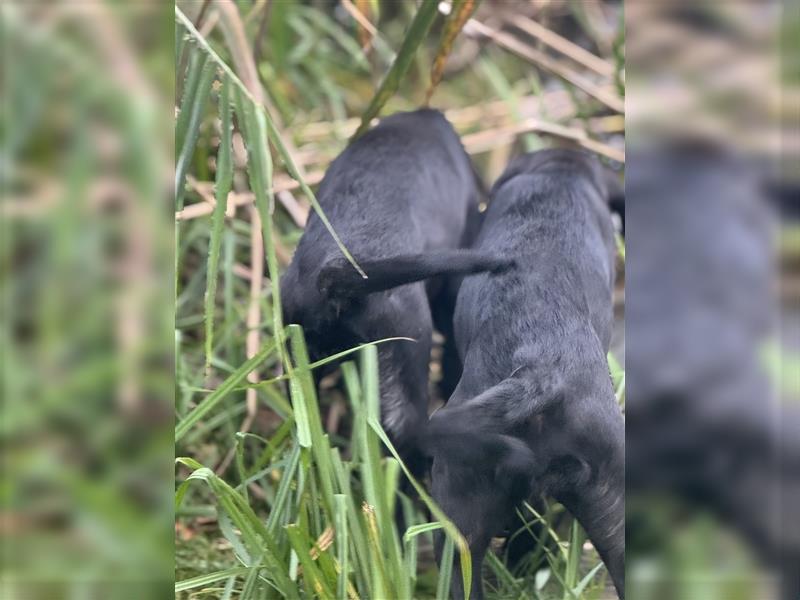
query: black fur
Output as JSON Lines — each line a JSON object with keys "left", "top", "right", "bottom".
{"left": 281, "top": 109, "right": 505, "bottom": 470}
{"left": 425, "top": 149, "right": 625, "bottom": 599}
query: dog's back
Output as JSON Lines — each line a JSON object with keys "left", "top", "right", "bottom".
{"left": 427, "top": 149, "right": 625, "bottom": 599}
{"left": 451, "top": 149, "right": 617, "bottom": 402}
{"left": 287, "top": 109, "right": 477, "bottom": 275}
{"left": 281, "top": 109, "right": 480, "bottom": 341}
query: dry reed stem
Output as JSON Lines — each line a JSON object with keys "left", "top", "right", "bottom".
{"left": 341, "top": 0, "right": 379, "bottom": 49}
{"left": 461, "top": 118, "right": 624, "bottom": 162}
{"left": 510, "top": 15, "right": 615, "bottom": 77}
{"left": 176, "top": 171, "right": 324, "bottom": 221}
{"left": 276, "top": 190, "right": 309, "bottom": 228}
{"left": 214, "top": 0, "right": 307, "bottom": 177}
{"left": 294, "top": 91, "right": 578, "bottom": 141}
{"left": 466, "top": 19, "right": 624, "bottom": 113}
{"left": 244, "top": 205, "right": 264, "bottom": 433}
{"left": 175, "top": 113, "right": 622, "bottom": 222}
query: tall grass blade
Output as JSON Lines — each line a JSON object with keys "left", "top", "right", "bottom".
{"left": 287, "top": 378, "right": 313, "bottom": 447}
{"left": 572, "top": 561, "right": 605, "bottom": 597}
{"left": 425, "top": 0, "right": 480, "bottom": 103}
{"left": 175, "top": 5, "right": 365, "bottom": 278}
{"left": 331, "top": 447, "right": 370, "bottom": 595}
{"left": 175, "top": 23, "right": 186, "bottom": 71}
{"left": 485, "top": 552, "right": 524, "bottom": 598}
{"left": 351, "top": 0, "right": 440, "bottom": 140}
{"left": 204, "top": 76, "right": 234, "bottom": 375}
{"left": 266, "top": 443, "right": 302, "bottom": 535}
{"left": 404, "top": 521, "right": 444, "bottom": 542}
{"left": 435, "top": 535, "right": 455, "bottom": 600}
{"left": 176, "top": 53, "right": 215, "bottom": 209}
{"left": 177, "top": 461, "right": 300, "bottom": 599}
{"left": 176, "top": 49, "right": 205, "bottom": 167}
{"left": 383, "top": 457, "right": 401, "bottom": 518}
{"left": 175, "top": 338, "right": 278, "bottom": 441}
{"left": 232, "top": 336, "right": 416, "bottom": 392}
{"left": 563, "top": 521, "right": 584, "bottom": 599}
{"left": 362, "top": 502, "right": 390, "bottom": 598}
{"left": 403, "top": 525, "right": 419, "bottom": 585}
{"left": 234, "top": 86, "right": 285, "bottom": 359}
{"left": 334, "top": 494, "right": 350, "bottom": 599}
{"left": 240, "top": 566, "right": 263, "bottom": 599}
{"left": 175, "top": 567, "right": 250, "bottom": 593}
{"left": 285, "top": 524, "right": 336, "bottom": 599}
{"left": 365, "top": 386, "right": 472, "bottom": 596}
{"left": 288, "top": 326, "right": 336, "bottom": 514}
{"left": 357, "top": 347, "right": 407, "bottom": 597}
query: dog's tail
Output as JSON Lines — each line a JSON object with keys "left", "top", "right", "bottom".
{"left": 317, "top": 249, "right": 512, "bottom": 301}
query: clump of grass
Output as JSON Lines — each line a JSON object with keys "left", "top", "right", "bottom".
{"left": 177, "top": 338, "right": 470, "bottom": 599}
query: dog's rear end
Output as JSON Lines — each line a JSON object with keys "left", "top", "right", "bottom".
{"left": 281, "top": 110, "right": 506, "bottom": 468}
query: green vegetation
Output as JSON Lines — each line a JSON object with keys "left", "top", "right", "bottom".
{"left": 174, "top": 1, "right": 624, "bottom": 598}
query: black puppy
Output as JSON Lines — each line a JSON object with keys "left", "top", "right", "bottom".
{"left": 426, "top": 149, "right": 625, "bottom": 599}
{"left": 281, "top": 109, "right": 506, "bottom": 473}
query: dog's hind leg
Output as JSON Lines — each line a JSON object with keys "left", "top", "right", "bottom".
{"left": 431, "top": 275, "right": 463, "bottom": 400}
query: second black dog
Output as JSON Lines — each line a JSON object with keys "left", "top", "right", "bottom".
{"left": 426, "top": 148, "right": 625, "bottom": 599}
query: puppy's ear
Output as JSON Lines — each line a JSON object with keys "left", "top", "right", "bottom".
{"left": 495, "top": 435, "right": 538, "bottom": 497}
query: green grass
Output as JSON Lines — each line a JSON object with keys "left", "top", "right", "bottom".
{"left": 174, "top": 1, "right": 624, "bottom": 598}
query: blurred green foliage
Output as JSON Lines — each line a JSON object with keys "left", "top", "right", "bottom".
{"left": 2, "top": 2, "right": 174, "bottom": 597}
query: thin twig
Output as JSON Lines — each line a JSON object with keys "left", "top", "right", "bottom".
{"left": 341, "top": 0, "right": 378, "bottom": 50}
{"left": 176, "top": 170, "right": 324, "bottom": 221}
{"left": 509, "top": 15, "right": 615, "bottom": 78}
{"left": 253, "top": 0, "right": 272, "bottom": 66}
{"left": 276, "top": 190, "right": 309, "bottom": 228}
{"left": 466, "top": 19, "right": 624, "bottom": 113}
{"left": 194, "top": 0, "right": 212, "bottom": 30}
{"left": 294, "top": 91, "right": 580, "bottom": 141}
{"left": 461, "top": 118, "right": 624, "bottom": 162}
{"left": 244, "top": 205, "right": 264, "bottom": 435}
{"left": 175, "top": 111, "right": 622, "bottom": 223}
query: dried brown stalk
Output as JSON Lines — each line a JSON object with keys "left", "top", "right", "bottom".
{"left": 509, "top": 15, "right": 615, "bottom": 78}
{"left": 244, "top": 206, "right": 264, "bottom": 434}
{"left": 466, "top": 19, "right": 624, "bottom": 113}
{"left": 176, "top": 171, "right": 324, "bottom": 221}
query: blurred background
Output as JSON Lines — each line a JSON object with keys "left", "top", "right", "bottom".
{"left": 2, "top": 2, "right": 174, "bottom": 598}
{"left": 625, "top": 2, "right": 798, "bottom": 600}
